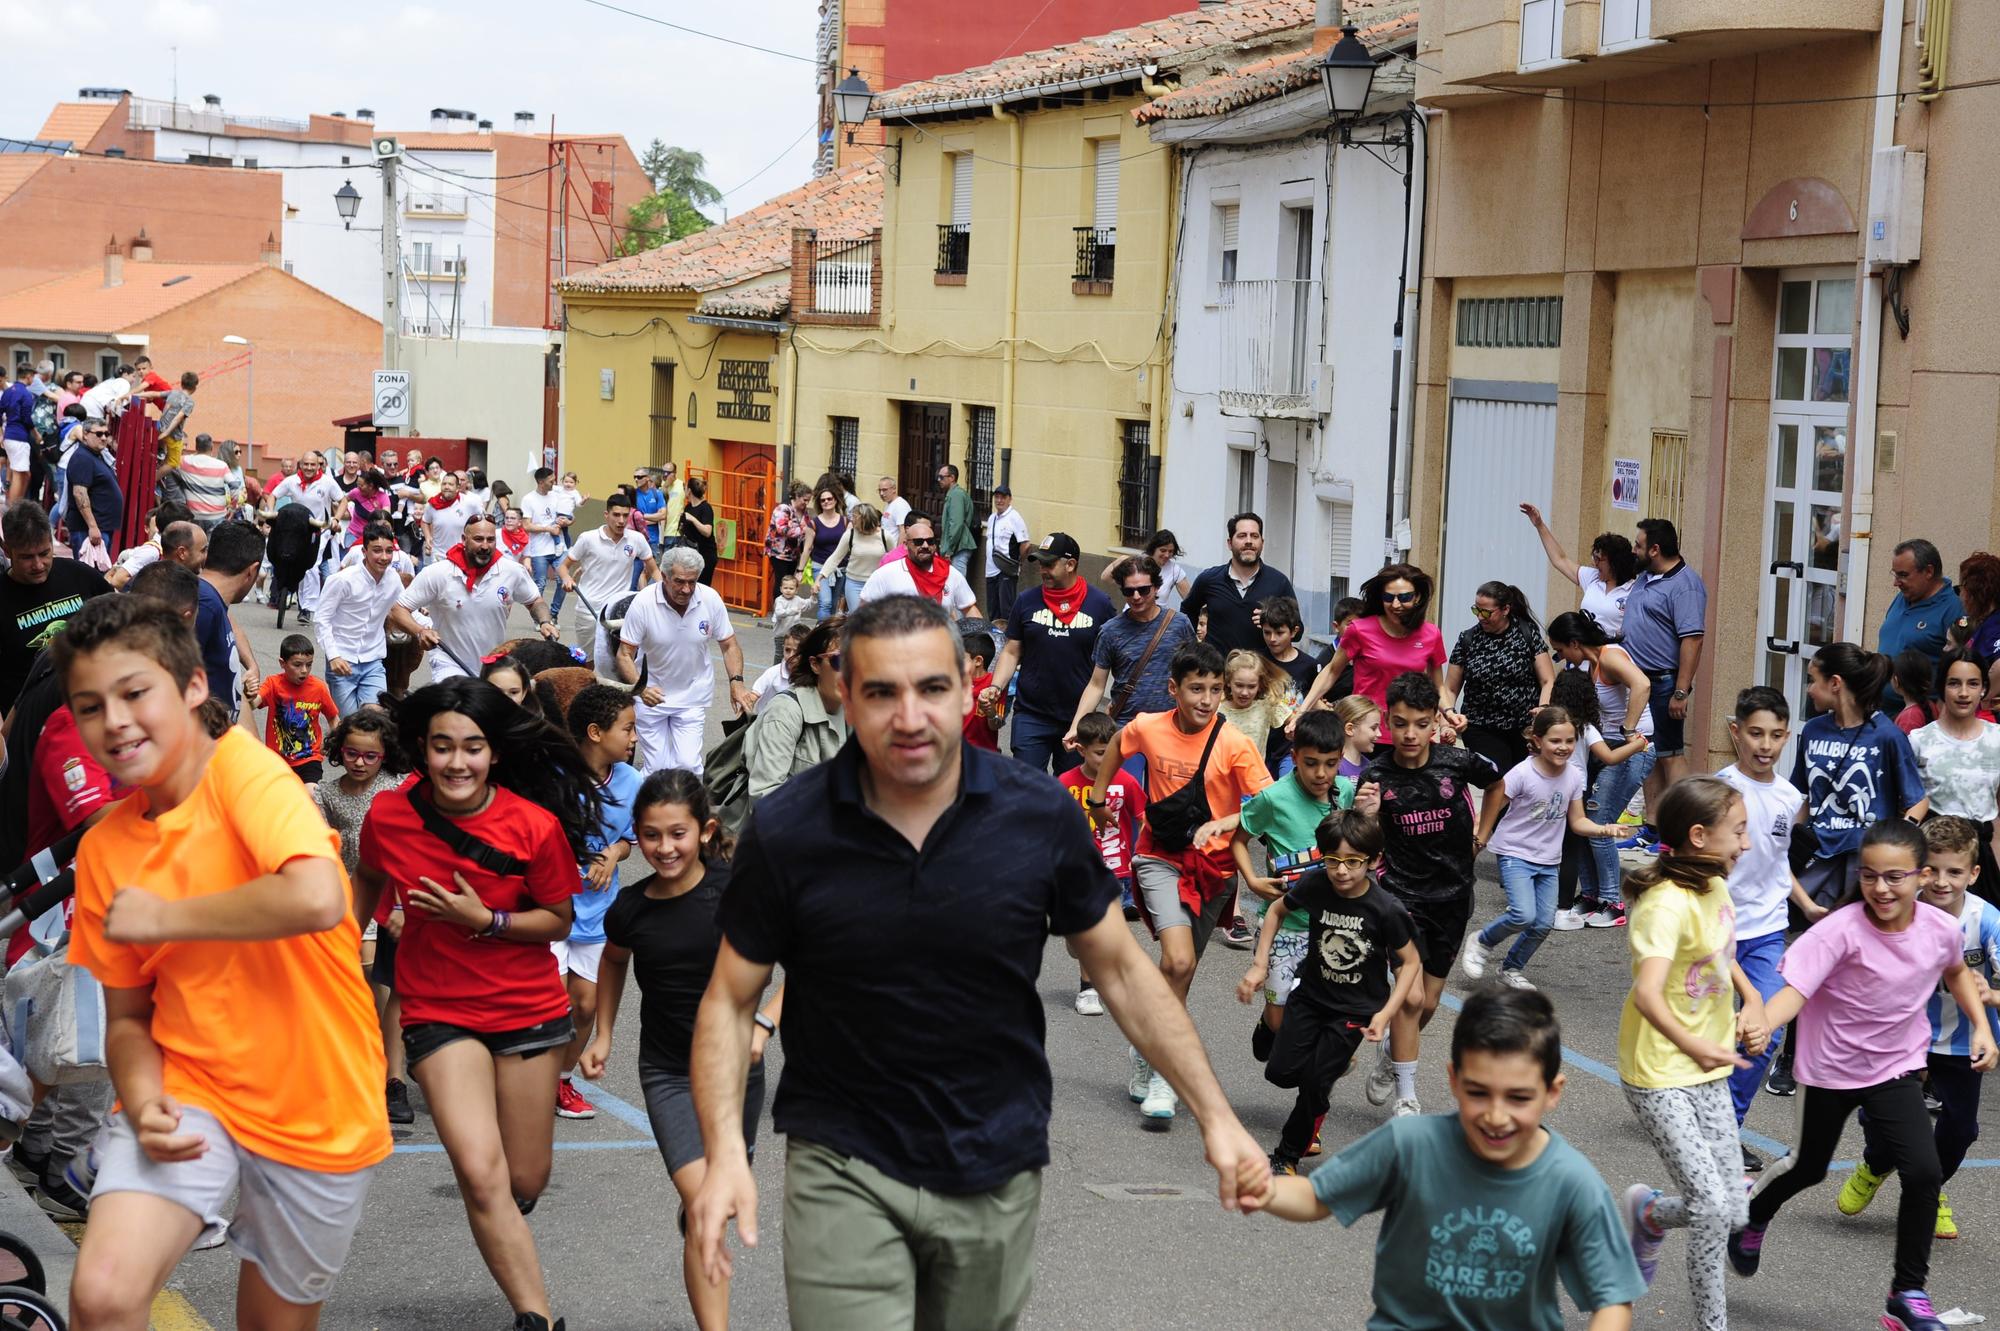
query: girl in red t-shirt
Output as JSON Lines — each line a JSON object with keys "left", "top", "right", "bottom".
{"left": 357, "top": 677, "right": 601, "bottom": 1331}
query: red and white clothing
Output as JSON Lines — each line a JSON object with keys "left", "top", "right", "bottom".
{"left": 858, "top": 557, "right": 977, "bottom": 615}
{"left": 618, "top": 581, "right": 736, "bottom": 775}
{"left": 1060, "top": 766, "right": 1144, "bottom": 881}
{"left": 361, "top": 780, "right": 576, "bottom": 1031}
{"left": 395, "top": 546, "right": 544, "bottom": 679}
{"left": 15, "top": 706, "right": 116, "bottom": 966}
{"left": 268, "top": 473, "right": 346, "bottom": 524}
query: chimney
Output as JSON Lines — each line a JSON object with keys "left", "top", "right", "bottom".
{"left": 103, "top": 235, "right": 124, "bottom": 288}
{"left": 513, "top": 111, "right": 535, "bottom": 128}
{"left": 477, "top": 118, "right": 493, "bottom": 131}
{"left": 1313, "top": 0, "right": 1344, "bottom": 50}
{"left": 131, "top": 229, "right": 154, "bottom": 261}
{"left": 202, "top": 93, "right": 221, "bottom": 108}
{"left": 356, "top": 107, "right": 375, "bottom": 121}
{"left": 261, "top": 231, "right": 282, "bottom": 268}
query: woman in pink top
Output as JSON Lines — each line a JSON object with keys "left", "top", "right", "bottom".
{"left": 1293, "top": 563, "right": 1446, "bottom": 731}
{"left": 1733, "top": 818, "right": 1995, "bottom": 1327}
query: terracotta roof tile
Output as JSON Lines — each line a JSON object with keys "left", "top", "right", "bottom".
{"left": 1134, "top": 3, "right": 1419, "bottom": 123}
{"left": 0, "top": 261, "right": 267, "bottom": 335}
{"left": 697, "top": 281, "right": 791, "bottom": 320}
{"left": 34, "top": 101, "right": 118, "bottom": 146}
{"left": 558, "top": 160, "right": 881, "bottom": 297}
{"left": 872, "top": 0, "right": 1316, "bottom": 115}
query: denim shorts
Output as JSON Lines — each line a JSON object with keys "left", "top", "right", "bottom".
{"left": 402, "top": 1012, "right": 575, "bottom": 1068}
{"left": 1644, "top": 673, "right": 1687, "bottom": 757}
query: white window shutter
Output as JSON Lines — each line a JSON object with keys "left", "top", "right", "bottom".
{"left": 950, "top": 154, "right": 973, "bottom": 227}
{"left": 1094, "top": 139, "right": 1120, "bottom": 231}
{"left": 1219, "top": 203, "right": 1239, "bottom": 251}
{"left": 1327, "top": 499, "right": 1353, "bottom": 578}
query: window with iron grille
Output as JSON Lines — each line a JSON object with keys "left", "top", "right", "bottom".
{"left": 1118, "top": 421, "right": 1158, "bottom": 546}
{"left": 831, "top": 416, "right": 859, "bottom": 479}
{"left": 966, "top": 406, "right": 996, "bottom": 513}
{"left": 1454, "top": 296, "right": 1563, "bottom": 348}
{"left": 936, "top": 225, "right": 970, "bottom": 276}
{"left": 1073, "top": 226, "right": 1116, "bottom": 283}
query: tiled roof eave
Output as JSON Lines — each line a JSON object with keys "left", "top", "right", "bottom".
{"left": 874, "top": 64, "right": 1155, "bottom": 120}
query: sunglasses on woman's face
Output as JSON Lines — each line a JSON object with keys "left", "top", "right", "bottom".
{"left": 1471, "top": 604, "right": 1496, "bottom": 619}
{"left": 1383, "top": 590, "right": 1420, "bottom": 605}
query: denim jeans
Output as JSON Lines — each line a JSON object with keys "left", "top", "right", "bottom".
{"left": 950, "top": 550, "right": 971, "bottom": 576}
{"left": 814, "top": 561, "right": 845, "bottom": 617}
{"left": 1478, "top": 854, "right": 1559, "bottom": 971}
{"left": 1587, "top": 745, "right": 1656, "bottom": 904}
{"left": 1009, "top": 707, "right": 1081, "bottom": 777}
{"left": 328, "top": 657, "right": 387, "bottom": 714}
{"left": 1728, "top": 929, "right": 1788, "bottom": 1122}
{"left": 532, "top": 552, "right": 564, "bottom": 609}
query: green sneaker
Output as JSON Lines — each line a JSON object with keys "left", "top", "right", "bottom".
{"left": 1936, "top": 1192, "right": 1958, "bottom": 1240}
{"left": 1837, "top": 1160, "right": 1892, "bottom": 1216}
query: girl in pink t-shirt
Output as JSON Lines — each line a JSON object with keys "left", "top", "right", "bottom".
{"left": 1293, "top": 563, "right": 1446, "bottom": 736}
{"left": 1732, "top": 819, "right": 1996, "bottom": 1327}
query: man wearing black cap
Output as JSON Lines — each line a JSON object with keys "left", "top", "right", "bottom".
{"left": 983, "top": 484, "right": 1030, "bottom": 625}
{"left": 982, "top": 532, "right": 1117, "bottom": 775}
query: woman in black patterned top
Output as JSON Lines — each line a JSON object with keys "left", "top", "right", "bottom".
{"left": 1440, "top": 580, "right": 1554, "bottom": 775}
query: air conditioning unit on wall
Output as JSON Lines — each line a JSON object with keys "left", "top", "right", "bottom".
{"left": 1866, "top": 146, "right": 1925, "bottom": 269}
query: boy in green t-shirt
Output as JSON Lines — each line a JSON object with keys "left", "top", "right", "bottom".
{"left": 1237, "top": 985, "right": 1646, "bottom": 1331}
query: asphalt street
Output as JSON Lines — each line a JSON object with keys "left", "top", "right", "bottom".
{"left": 135, "top": 599, "right": 2000, "bottom": 1328}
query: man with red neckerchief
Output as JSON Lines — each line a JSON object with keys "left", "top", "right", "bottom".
{"left": 981, "top": 532, "right": 1117, "bottom": 775}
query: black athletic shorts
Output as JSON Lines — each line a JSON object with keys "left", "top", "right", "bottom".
{"left": 1401, "top": 894, "right": 1473, "bottom": 980}
{"left": 403, "top": 1012, "right": 575, "bottom": 1069}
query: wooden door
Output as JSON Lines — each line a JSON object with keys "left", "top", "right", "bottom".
{"left": 897, "top": 402, "right": 952, "bottom": 519}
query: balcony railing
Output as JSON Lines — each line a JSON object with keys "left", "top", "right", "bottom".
{"left": 406, "top": 191, "right": 469, "bottom": 217}
{"left": 936, "top": 224, "right": 970, "bottom": 278}
{"left": 805, "top": 233, "right": 876, "bottom": 317}
{"left": 126, "top": 97, "right": 307, "bottom": 136}
{"left": 1216, "top": 278, "right": 1322, "bottom": 418}
{"left": 1073, "top": 226, "right": 1116, "bottom": 285}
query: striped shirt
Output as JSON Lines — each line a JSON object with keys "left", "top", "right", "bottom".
{"left": 1930, "top": 893, "right": 2000, "bottom": 1057}
{"left": 179, "top": 452, "right": 233, "bottom": 525}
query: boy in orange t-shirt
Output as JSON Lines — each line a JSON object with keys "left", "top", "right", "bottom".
{"left": 1089, "top": 639, "right": 1270, "bottom": 1123}
{"left": 55, "top": 595, "right": 390, "bottom": 1325}
{"left": 255, "top": 633, "right": 339, "bottom": 784}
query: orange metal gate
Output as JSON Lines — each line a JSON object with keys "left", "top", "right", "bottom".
{"left": 685, "top": 453, "right": 774, "bottom": 615}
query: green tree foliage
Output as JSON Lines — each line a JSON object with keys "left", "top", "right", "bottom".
{"left": 620, "top": 139, "right": 720, "bottom": 255}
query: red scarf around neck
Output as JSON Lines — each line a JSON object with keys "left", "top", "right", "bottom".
{"left": 428, "top": 490, "right": 459, "bottom": 510}
{"left": 443, "top": 542, "right": 490, "bottom": 592}
{"left": 1042, "top": 578, "right": 1088, "bottom": 625}
{"left": 905, "top": 554, "right": 951, "bottom": 602}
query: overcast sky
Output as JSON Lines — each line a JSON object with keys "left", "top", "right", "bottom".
{"left": 0, "top": 0, "right": 821, "bottom": 218}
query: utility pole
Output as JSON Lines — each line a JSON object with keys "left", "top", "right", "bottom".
{"left": 380, "top": 151, "right": 401, "bottom": 374}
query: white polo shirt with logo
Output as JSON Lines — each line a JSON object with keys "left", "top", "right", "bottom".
{"left": 396, "top": 556, "right": 543, "bottom": 678}
{"left": 618, "top": 582, "right": 736, "bottom": 712}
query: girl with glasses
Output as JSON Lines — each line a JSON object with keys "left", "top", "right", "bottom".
{"left": 311, "top": 708, "right": 417, "bottom": 1125}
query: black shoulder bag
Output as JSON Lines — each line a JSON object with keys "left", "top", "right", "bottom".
{"left": 1144, "top": 718, "right": 1224, "bottom": 852}
{"left": 407, "top": 783, "right": 529, "bottom": 875}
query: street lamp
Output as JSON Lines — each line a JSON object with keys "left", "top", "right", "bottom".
{"left": 222, "top": 334, "right": 252, "bottom": 462}
{"left": 333, "top": 179, "right": 362, "bottom": 230}
{"left": 833, "top": 68, "right": 873, "bottom": 140}
{"left": 1319, "top": 25, "right": 1378, "bottom": 128}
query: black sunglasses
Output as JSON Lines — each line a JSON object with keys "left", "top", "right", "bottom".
{"left": 1120, "top": 583, "right": 1156, "bottom": 597}
{"left": 907, "top": 535, "right": 939, "bottom": 547}
{"left": 1383, "top": 590, "right": 1421, "bottom": 604}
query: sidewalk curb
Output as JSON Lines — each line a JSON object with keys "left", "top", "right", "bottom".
{"left": 0, "top": 1170, "right": 74, "bottom": 1306}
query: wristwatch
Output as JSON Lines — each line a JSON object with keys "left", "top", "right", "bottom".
{"left": 728, "top": 673, "right": 745, "bottom": 683}
{"left": 1671, "top": 688, "right": 1690, "bottom": 701}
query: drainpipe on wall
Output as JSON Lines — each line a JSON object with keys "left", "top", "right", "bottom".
{"left": 1387, "top": 108, "right": 1430, "bottom": 559}
{"left": 994, "top": 103, "right": 1023, "bottom": 490}
{"left": 1842, "top": 0, "right": 1905, "bottom": 642}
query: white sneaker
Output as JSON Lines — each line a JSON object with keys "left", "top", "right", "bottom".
{"left": 1551, "top": 907, "right": 1589, "bottom": 932}
{"left": 1140, "top": 1072, "right": 1177, "bottom": 1121}
{"left": 1392, "top": 1097, "right": 1423, "bottom": 1118}
{"left": 1584, "top": 904, "right": 1627, "bottom": 928}
{"left": 1074, "top": 987, "right": 1104, "bottom": 1016}
{"left": 1460, "top": 935, "right": 1491, "bottom": 980}
{"left": 1128, "top": 1049, "right": 1152, "bottom": 1103}
{"left": 1498, "top": 969, "right": 1537, "bottom": 990}
{"left": 1364, "top": 1043, "right": 1396, "bottom": 1106}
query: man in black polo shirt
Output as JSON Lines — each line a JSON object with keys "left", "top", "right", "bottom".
{"left": 689, "top": 594, "right": 1266, "bottom": 1327}
{"left": 1180, "top": 511, "right": 1296, "bottom": 658}
{"left": 981, "top": 531, "right": 1119, "bottom": 776}
{"left": 0, "top": 500, "right": 111, "bottom": 714}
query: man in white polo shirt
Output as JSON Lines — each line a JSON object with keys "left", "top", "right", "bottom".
{"left": 316, "top": 521, "right": 404, "bottom": 712}
{"left": 857, "top": 511, "right": 976, "bottom": 617}
{"left": 388, "top": 512, "right": 558, "bottom": 678}
{"left": 617, "top": 546, "right": 757, "bottom": 774}
{"left": 558, "top": 487, "right": 659, "bottom": 670}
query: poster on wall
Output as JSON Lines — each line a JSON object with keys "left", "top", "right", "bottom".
{"left": 1611, "top": 457, "right": 1642, "bottom": 511}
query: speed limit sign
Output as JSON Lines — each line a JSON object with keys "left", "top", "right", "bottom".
{"left": 373, "top": 370, "right": 413, "bottom": 428}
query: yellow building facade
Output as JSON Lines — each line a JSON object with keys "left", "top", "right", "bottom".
{"left": 790, "top": 1, "right": 1313, "bottom": 574}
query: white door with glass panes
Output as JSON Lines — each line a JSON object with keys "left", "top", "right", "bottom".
{"left": 1756, "top": 270, "right": 1854, "bottom": 754}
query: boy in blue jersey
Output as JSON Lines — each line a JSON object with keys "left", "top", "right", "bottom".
{"left": 1841, "top": 816, "right": 2000, "bottom": 1240}
{"left": 552, "top": 684, "right": 643, "bottom": 1121}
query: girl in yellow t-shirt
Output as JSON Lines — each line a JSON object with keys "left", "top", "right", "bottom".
{"left": 1616, "top": 776, "right": 1772, "bottom": 1330}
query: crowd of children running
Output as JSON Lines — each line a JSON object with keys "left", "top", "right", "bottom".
{"left": 28, "top": 512, "right": 2000, "bottom": 1331}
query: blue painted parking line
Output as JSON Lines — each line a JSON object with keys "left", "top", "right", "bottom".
{"left": 1435, "top": 992, "right": 2000, "bottom": 1171}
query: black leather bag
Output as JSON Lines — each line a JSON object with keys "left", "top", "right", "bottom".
{"left": 1144, "top": 718, "right": 1223, "bottom": 852}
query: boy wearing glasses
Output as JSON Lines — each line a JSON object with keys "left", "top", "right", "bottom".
{"left": 1237, "top": 810, "right": 1419, "bottom": 1174}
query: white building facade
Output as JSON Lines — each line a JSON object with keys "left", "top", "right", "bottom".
{"left": 1148, "top": 69, "right": 1420, "bottom": 641}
